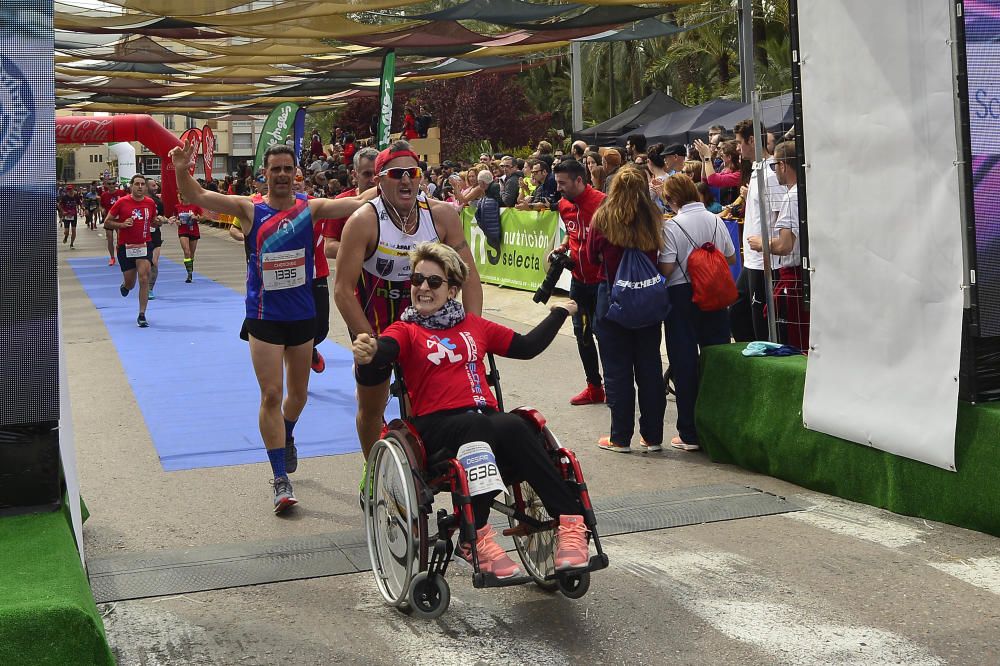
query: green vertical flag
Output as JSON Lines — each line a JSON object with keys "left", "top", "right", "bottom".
{"left": 254, "top": 102, "right": 299, "bottom": 172}
{"left": 377, "top": 50, "right": 396, "bottom": 150}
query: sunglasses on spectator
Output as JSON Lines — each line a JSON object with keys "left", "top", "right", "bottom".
{"left": 294, "top": 175, "right": 305, "bottom": 182}
{"left": 379, "top": 167, "right": 423, "bottom": 180}
{"left": 768, "top": 159, "right": 793, "bottom": 172}
{"left": 410, "top": 272, "right": 449, "bottom": 289}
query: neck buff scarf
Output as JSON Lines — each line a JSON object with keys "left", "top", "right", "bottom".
{"left": 401, "top": 298, "right": 466, "bottom": 330}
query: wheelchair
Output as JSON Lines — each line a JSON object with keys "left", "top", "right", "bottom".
{"left": 362, "top": 353, "right": 609, "bottom": 619}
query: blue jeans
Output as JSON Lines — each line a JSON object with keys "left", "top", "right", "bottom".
{"left": 665, "top": 283, "right": 731, "bottom": 444}
{"left": 569, "top": 279, "right": 602, "bottom": 386}
{"left": 596, "top": 316, "right": 665, "bottom": 447}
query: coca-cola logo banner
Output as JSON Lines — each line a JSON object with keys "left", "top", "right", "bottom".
{"left": 53, "top": 117, "right": 112, "bottom": 145}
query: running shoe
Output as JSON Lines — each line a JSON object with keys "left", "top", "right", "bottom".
{"left": 597, "top": 436, "right": 630, "bottom": 453}
{"left": 570, "top": 383, "right": 605, "bottom": 406}
{"left": 147, "top": 291, "right": 156, "bottom": 300}
{"left": 284, "top": 437, "right": 297, "bottom": 474}
{"left": 358, "top": 460, "right": 369, "bottom": 510}
{"left": 185, "top": 274, "right": 192, "bottom": 284}
{"left": 455, "top": 525, "right": 522, "bottom": 579}
{"left": 670, "top": 436, "right": 700, "bottom": 452}
{"left": 109, "top": 257, "right": 115, "bottom": 266}
{"left": 311, "top": 349, "right": 326, "bottom": 373}
{"left": 137, "top": 313, "right": 148, "bottom": 328}
{"left": 271, "top": 476, "right": 297, "bottom": 514}
{"left": 554, "top": 514, "right": 590, "bottom": 570}
{"left": 70, "top": 244, "right": 75, "bottom": 250}
{"left": 639, "top": 436, "right": 662, "bottom": 452}
{"left": 119, "top": 284, "right": 129, "bottom": 297}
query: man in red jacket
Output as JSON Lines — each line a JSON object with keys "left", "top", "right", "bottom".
{"left": 554, "top": 159, "right": 607, "bottom": 405}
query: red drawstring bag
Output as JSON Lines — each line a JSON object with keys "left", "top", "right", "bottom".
{"left": 676, "top": 223, "right": 738, "bottom": 311}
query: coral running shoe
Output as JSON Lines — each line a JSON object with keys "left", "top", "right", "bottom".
{"left": 109, "top": 257, "right": 115, "bottom": 266}
{"left": 570, "top": 383, "right": 605, "bottom": 406}
{"left": 311, "top": 348, "right": 326, "bottom": 373}
{"left": 455, "top": 525, "right": 522, "bottom": 579}
{"left": 555, "top": 514, "right": 590, "bottom": 570}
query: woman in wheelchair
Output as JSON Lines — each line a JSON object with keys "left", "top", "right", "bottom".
{"left": 353, "top": 241, "right": 590, "bottom": 579}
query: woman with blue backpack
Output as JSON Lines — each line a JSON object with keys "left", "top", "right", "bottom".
{"left": 658, "top": 174, "right": 738, "bottom": 452}
{"left": 586, "top": 167, "right": 669, "bottom": 453}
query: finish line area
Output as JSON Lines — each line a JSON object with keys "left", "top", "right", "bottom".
{"left": 43, "top": 226, "right": 1000, "bottom": 665}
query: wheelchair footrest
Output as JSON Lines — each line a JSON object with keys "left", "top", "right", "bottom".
{"left": 544, "top": 554, "right": 609, "bottom": 580}
{"left": 472, "top": 572, "right": 538, "bottom": 589}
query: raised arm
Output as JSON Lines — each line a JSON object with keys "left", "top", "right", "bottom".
{"left": 169, "top": 139, "right": 253, "bottom": 222}
{"left": 309, "top": 186, "right": 377, "bottom": 220}
{"left": 504, "top": 302, "right": 576, "bottom": 359}
{"left": 431, "top": 201, "right": 482, "bottom": 316}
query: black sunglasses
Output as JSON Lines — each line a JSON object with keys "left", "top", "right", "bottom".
{"left": 410, "top": 272, "right": 449, "bottom": 289}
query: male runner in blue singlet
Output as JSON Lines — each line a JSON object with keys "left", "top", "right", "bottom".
{"left": 171, "top": 140, "right": 375, "bottom": 513}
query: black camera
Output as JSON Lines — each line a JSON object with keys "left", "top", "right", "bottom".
{"left": 533, "top": 250, "right": 574, "bottom": 304}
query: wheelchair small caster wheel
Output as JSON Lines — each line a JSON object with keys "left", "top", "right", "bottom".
{"left": 396, "top": 601, "right": 413, "bottom": 616}
{"left": 557, "top": 570, "right": 590, "bottom": 599}
{"left": 407, "top": 571, "right": 450, "bottom": 620}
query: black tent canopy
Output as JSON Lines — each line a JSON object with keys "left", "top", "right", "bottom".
{"left": 574, "top": 91, "right": 686, "bottom": 147}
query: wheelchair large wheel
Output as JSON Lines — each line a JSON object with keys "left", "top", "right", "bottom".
{"left": 506, "top": 480, "right": 558, "bottom": 592}
{"left": 365, "top": 436, "right": 422, "bottom": 609}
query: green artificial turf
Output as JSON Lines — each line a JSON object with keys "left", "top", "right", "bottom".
{"left": 696, "top": 343, "right": 1000, "bottom": 537}
{"left": 0, "top": 506, "right": 114, "bottom": 665}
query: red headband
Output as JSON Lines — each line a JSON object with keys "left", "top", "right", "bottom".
{"left": 375, "top": 148, "right": 419, "bottom": 173}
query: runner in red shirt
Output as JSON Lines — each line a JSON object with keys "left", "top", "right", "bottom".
{"left": 105, "top": 174, "right": 158, "bottom": 328}
{"left": 172, "top": 191, "right": 204, "bottom": 283}
{"left": 99, "top": 181, "right": 128, "bottom": 266}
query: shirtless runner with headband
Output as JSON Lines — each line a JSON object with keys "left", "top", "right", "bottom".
{"left": 334, "top": 140, "right": 483, "bottom": 478}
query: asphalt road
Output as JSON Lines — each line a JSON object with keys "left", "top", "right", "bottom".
{"left": 58, "top": 221, "right": 1000, "bottom": 665}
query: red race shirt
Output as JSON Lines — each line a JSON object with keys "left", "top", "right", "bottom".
{"left": 557, "top": 185, "right": 606, "bottom": 284}
{"left": 108, "top": 196, "right": 157, "bottom": 246}
{"left": 320, "top": 187, "right": 357, "bottom": 242}
{"left": 381, "top": 313, "right": 515, "bottom": 417}
{"left": 99, "top": 189, "right": 115, "bottom": 210}
{"left": 175, "top": 203, "right": 203, "bottom": 234}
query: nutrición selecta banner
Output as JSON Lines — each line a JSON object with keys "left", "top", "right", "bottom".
{"left": 254, "top": 102, "right": 299, "bottom": 171}
{"left": 377, "top": 50, "right": 396, "bottom": 150}
{"left": 462, "top": 208, "right": 560, "bottom": 291}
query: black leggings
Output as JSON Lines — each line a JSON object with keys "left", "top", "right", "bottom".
{"left": 411, "top": 409, "right": 580, "bottom": 528}
{"left": 312, "top": 277, "right": 330, "bottom": 346}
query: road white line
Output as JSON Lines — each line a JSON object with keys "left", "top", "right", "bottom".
{"left": 611, "top": 538, "right": 943, "bottom": 666}
{"left": 784, "top": 498, "right": 925, "bottom": 549}
{"left": 351, "top": 574, "right": 570, "bottom": 666}
{"left": 929, "top": 555, "right": 1000, "bottom": 596}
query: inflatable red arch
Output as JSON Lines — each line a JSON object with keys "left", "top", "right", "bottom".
{"left": 55, "top": 114, "right": 182, "bottom": 216}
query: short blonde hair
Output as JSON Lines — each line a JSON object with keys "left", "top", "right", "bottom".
{"left": 409, "top": 242, "right": 469, "bottom": 287}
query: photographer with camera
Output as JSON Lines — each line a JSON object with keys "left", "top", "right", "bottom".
{"left": 551, "top": 159, "right": 607, "bottom": 405}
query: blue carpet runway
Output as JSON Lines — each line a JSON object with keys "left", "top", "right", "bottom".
{"left": 68, "top": 257, "right": 395, "bottom": 471}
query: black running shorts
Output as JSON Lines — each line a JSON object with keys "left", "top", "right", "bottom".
{"left": 242, "top": 318, "right": 316, "bottom": 347}
{"left": 116, "top": 243, "right": 153, "bottom": 272}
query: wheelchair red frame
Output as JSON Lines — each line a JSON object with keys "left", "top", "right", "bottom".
{"left": 363, "top": 353, "right": 608, "bottom": 619}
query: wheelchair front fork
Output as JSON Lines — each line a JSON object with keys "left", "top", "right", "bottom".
{"left": 427, "top": 509, "right": 455, "bottom": 580}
